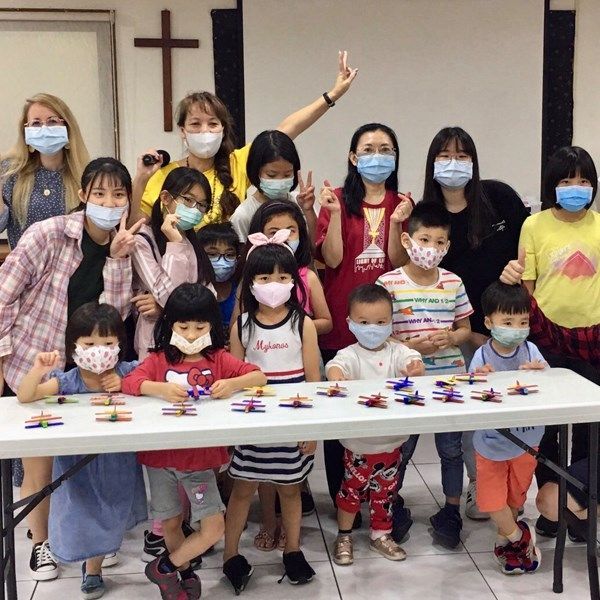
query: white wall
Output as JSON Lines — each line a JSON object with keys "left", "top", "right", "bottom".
{"left": 244, "top": 0, "right": 544, "bottom": 205}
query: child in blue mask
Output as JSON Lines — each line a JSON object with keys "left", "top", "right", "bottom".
{"left": 326, "top": 284, "right": 423, "bottom": 565}
{"left": 469, "top": 281, "right": 545, "bottom": 575}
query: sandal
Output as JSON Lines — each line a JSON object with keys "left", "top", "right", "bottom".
{"left": 254, "top": 529, "right": 276, "bottom": 552}
{"left": 276, "top": 527, "right": 287, "bottom": 552}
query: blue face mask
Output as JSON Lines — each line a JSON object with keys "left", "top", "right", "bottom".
{"left": 24, "top": 125, "right": 69, "bottom": 155}
{"left": 555, "top": 185, "right": 593, "bottom": 212}
{"left": 86, "top": 202, "right": 127, "bottom": 231}
{"left": 433, "top": 159, "right": 473, "bottom": 189}
{"left": 356, "top": 154, "right": 395, "bottom": 184}
{"left": 287, "top": 238, "right": 300, "bottom": 253}
{"left": 175, "top": 203, "right": 203, "bottom": 230}
{"left": 348, "top": 319, "right": 393, "bottom": 350}
{"left": 259, "top": 177, "right": 293, "bottom": 200}
{"left": 210, "top": 255, "right": 237, "bottom": 282}
{"left": 490, "top": 326, "right": 530, "bottom": 348}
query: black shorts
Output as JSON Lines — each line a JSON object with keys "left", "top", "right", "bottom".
{"left": 566, "top": 458, "right": 600, "bottom": 509}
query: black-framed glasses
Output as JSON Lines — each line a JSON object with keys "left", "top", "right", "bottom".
{"left": 177, "top": 194, "right": 209, "bottom": 212}
{"left": 207, "top": 252, "right": 237, "bottom": 263}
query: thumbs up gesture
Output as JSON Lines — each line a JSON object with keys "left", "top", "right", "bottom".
{"left": 500, "top": 247, "right": 526, "bottom": 285}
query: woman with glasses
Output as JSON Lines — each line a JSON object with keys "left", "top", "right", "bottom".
{"left": 132, "top": 51, "right": 358, "bottom": 227}
{"left": 0, "top": 93, "right": 89, "bottom": 249}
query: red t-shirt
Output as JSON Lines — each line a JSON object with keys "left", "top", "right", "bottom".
{"left": 122, "top": 349, "right": 260, "bottom": 471}
{"left": 316, "top": 188, "right": 402, "bottom": 350}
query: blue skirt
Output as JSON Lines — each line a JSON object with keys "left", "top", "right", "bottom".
{"left": 49, "top": 453, "right": 147, "bottom": 562}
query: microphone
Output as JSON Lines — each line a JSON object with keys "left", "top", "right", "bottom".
{"left": 142, "top": 149, "right": 171, "bottom": 167}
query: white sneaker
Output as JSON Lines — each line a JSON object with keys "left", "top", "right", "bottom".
{"left": 101, "top": 552, "right": 119, "bottom": 568}
{"left": 29, "top": 540, "right": 58, "bottom": 581}
{"left": 465, "top": 480, "right": 490, "bottom": 521}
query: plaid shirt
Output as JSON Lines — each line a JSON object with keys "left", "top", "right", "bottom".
{"left": 529, "top": 296, "right": 600, "bottom": 368}
{"left": 0, "top": 211, "right": 132, "bottom": 389}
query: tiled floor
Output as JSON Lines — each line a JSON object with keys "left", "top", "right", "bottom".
{"left": 13, "top": 435, "right": 596, "bottom": 599}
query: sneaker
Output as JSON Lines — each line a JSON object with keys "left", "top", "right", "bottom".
{"left": 391, "top": 500, "right": 413, "bottom": 543}
{"left": 280, "top": 550, "right": 315, "bottom": 585}
{"left": 333, "top": 534, "right": 353, "bottom": 566}
{"left": 430, "top": 505, "right": 462, "bottom": 549}
{"left": 465, "top": 481, "right": 490, "bottom": 521}
{"left": 369, "top": 534, "right": 407, "bottom": 561}
{"left": 494, "top": 541, "right": 526, "bottom": 575}
{"left": 223, "top": 554, "right": 254, "bottom": 595}
{"left": 514, "top": 521, "right": 541, "bottom": 573}
{"left": 301, "top": 490, "right": 316, "bottom": 516}
{"left": 145, "top": 557, "right": 187, "bottom": 600}
{"left": 180, "top": 572, "right": 202, "bottom": 600}
{"left": 101, "top": 552, "right": 119, "bottom": 568}
{"left": 81, "top": 563, "right": 105, "bottom": 599}
{"left": 29, "top": 540, "right": 58, "bottom": 581}
{"left": 143, "top": 527, "right": 202, "bottom": 569}
{"left": 535, "top": 514, "right": 558, "bottom": 538}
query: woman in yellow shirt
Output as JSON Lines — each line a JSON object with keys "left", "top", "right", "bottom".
{"left": 132, "top": 51, "right": 358, "bottom": 227}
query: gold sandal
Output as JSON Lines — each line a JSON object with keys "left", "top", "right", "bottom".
{"left": 253, "top": 529, "right": 276, "bottom": 551}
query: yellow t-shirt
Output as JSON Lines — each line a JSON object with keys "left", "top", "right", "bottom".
{"left": 140, "top": 143, "right": 251, "bottom": 228}
{"left": 520, "top": 208, "right": 600, "bottom": 327}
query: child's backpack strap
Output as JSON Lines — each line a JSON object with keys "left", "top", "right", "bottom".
{"left": 136, "top": 231, "right": 160, "bottom": 263}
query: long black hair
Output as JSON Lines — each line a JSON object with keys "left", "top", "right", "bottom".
{"left": 74, "top": 157, "right": 132, "bottom": 211}
{"left": 150, "top": 167, "right": 215, "bottom": 286}
{"left": 239, "top": 243, "right": 306, "bottom": 337}
{"left": 422, "top": 126, "right": 497, "bottom": 249}
{"left": 342, "top": 123, "right": 399, "bottom": 218}
{"left": 152, "top": 283, "right": 225, "bottom": 364}
{"left": 247, "top": 199, "right": 312, "bottom": 268}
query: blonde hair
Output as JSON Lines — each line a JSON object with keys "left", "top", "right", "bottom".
{"left": 1, "top": 93, "right": 89, "bottom": 227}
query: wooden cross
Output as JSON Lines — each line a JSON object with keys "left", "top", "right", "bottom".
{"left": 134, "top": 10, "right": 199, "bottom": 132}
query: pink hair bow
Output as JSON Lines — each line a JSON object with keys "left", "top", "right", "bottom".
{"left": 247, "top": 228, "right": 295, "bottom": 256}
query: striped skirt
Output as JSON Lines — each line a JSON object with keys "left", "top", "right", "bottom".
{"left": 228, "top": 442, "right": 314, "bottom": 485}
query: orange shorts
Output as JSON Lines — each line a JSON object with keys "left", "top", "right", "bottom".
{"left": 476, "top": 451, "right": 537, "bottom": 513}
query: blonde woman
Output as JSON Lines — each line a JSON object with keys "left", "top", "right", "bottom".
{"left": 0, "top": 93, "right": 89, "bottom": 248}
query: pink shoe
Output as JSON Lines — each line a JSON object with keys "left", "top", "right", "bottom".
{"left": 144, "top": 558, "right": 187, "bottom": 600}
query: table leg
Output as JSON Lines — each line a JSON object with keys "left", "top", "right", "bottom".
{"left": 0, "top": 459, "right": 16, "bottom": 600}
{"left": 586, "top": 422, "right": 599, "bottom": 600}
{"left": 553, "top": 424, "right": 568, "bottom": 594}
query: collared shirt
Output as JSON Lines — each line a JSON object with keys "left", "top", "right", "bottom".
{"left": 0, "top": 211, "right": 132, "bottom": 389}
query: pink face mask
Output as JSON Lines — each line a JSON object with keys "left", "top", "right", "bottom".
{"left": 73, "top": 344, "right": 120, "bottom": 374}
{"left": 251, "top": 281, "right": 294, "bottom": 309}
{"left": 406, "top": 237, "right": 448, "bottom": 270}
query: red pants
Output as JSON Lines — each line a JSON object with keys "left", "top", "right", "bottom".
{"left": 336, "top": 448, "right": 401, "bottom": 533}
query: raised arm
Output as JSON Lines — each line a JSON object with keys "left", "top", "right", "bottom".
{"left": 318, "top": 182, "right": 343, "bottom": 268}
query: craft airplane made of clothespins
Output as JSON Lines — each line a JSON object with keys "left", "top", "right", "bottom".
{"left": 386, "top": 377, "right": 414, "bottom": 391}
{"left": 231, "top": 399, "right": 266, "bottom": 413}
{"left": 434, "top": 376, "right": 458, "bottom": 389}
{"left": 507, "top": 380, "right": 539, "bottom": 395}
{"left": 317, "top": 384, "right": 348, "bottom": 397}
{"left": 243, "top": 386, "right": 276, "bottom": 397}
{"left": 471, "top": 388, "right": 503, "bottom": 402}
{"left": 432, "top": 387, "right": 465, "bottom": 403}
{"left": 358, "top": 393, "right": 388, "bottom": 408}
{"left": 394, "top": 390, "right": 426, "bottom": 406}
{"left": 44, "top": 395, "right": 78, "bottom": 405}
{"left": 162, "top": 402, "right": 197, "bottom": 417}
{"left": 279, "top": 394, "right": 313, "bottom": 408}
{"left": 90, "top": 393, "right": 127, "bottom": 406}
{"left": 454, "top": 372, "right": 487, "bottom": 384}
{"left": 25, "top": 411, "right": 63, "bottom": 429}
{"left": 187, "top": 385, "right": 210, "bottom": 400}
{"left": 95, "top": 407, "right": 133, "bottom": 422}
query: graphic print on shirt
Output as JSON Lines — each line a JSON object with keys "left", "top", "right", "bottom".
{"left": 355, "top": 206, "right": 386, "bottom": 273}
{"left": 165, "top": 367, "right": 214, "bottom": 389}
{"left": 548, "top": 244, "right": 597, "bottom": 280}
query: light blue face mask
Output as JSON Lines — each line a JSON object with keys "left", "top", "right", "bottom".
{"left": 287, "top": 238, "right": 300, "bottom": 253}
{"left": 356, "top": 154, "right": 396, "bottom": 184}
{"left": 555, "top": 185, "right": 593, "bottom": 212}
{"left": 490, "top": 326, "right": 530, "bottom": 348}
{"left": 433, "top": 159, "right": 473, "bottom": 189}
{"left": 85, "top": 202, "right": 127, "bottom": 231}
{"left": 348, "top": 319, "right": 393, "bottom": 349}
{"left": 259, "top": 177, "right": 293, "bottom": 200}
{"left": 210, "top": 255, "right": 237, "bottom": 282}
{"left": 175, "top": 203, "right": 203, "bottom": 230}
{"left": 24, "top": 125, "right": 69, "bottom": 155}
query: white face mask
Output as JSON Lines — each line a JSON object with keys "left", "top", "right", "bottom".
{"left": 170, "top": 330, "right": 212, "bottom": 355}
{"left": 184, "top": 131, "right": 223, "bottom": 159}
{"left": 86, "top": 203, "right": 127, "bottom": 231}
{"left": 73, "top": 344, "right": 120, "bottom": 374}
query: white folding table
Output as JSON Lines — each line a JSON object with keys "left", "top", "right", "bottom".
{"left": 1, "top": 368, "right": 598, "bottom": 599}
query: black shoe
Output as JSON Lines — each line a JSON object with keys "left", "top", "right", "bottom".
{"left": 301, "top": 491, "right": 316, "bottom": 516}
{"left": 29, "top": 540, "right": 58, "bottom": 581}
{"left": 143, "top": 525, "right": 203, "bottom": 569}
{"left": 27, "top": 529, "right": 32, "bottom": 540}
{"left": 279, "top": 551, "right": 315, "bottom": 585}
{"left": 352, "top": 511, "right": 362, "bottom": 530}
{"left": 223, "top": 554, "right": 254, "bottom": 595}
{"left": 535, "top": 515, "right": 558, "bottom": 538}
{"left": 391, "top": 501, "right": 413, "bottom": 544}
{"left": 430, "top": 505, "right": 462, "bottom": 549}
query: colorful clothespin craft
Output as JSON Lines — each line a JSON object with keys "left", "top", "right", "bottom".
{"left": 358, "top": 393, "right": 388, "bottom": 409}
{"left": 95, "top": 406, "right": 133, "bottom": 422}
{"left": 454, "top": 372, "right": 487, "bottom": 384}
{"left": 90, "top": 393, "right": 127, "bottom": 406}
{"left": 187, "top": 385, "right": 210, "bottom": 400}
{"left": 434, "top": 376, "right": 458, "bottom": 389}
{"left": 507, "top": 380, "right": 539, "bottom": 396}
{"left": 471, "top": 388, "right": 503, "bottom": 402}
{"left": 231, "top": 399, "right": 266, "bottom": 413}
{"left": 44, "top": 395, "right": 78, "bottom": 405}
{"left": 317, "top": 384, "right": 348, "bottom": 397}
{"left": 243, "top": 386, "right": 276, "bottom": 397}
{"left": 433, "top": 387, "right": 464, "bottom": 403}
{"left": 394, "top": 390, "right": 425, "bottom": 406}
{"left": 386, "top": 377, "right": 414, "bottom": 391}
{"left": 25, "top": 411, "right": 63, "bottom": 429}
{"left": 162, "top": 402, "right": 197, "bottom": 417}
{"left": 279, "top": 394, "right": 313, "bottom": 408}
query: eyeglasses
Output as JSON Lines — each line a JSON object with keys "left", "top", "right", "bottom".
{"left": 207, "top": 252, "right": 237, "bottom": 263}
{"left": 177, "top": 195, "right": 209, "bottom": 212}
{"left": 25, "top": 117, "right": 65, "bottom": 128}
{"left": 356, "top": 146, "right": 396, "bottom": 157}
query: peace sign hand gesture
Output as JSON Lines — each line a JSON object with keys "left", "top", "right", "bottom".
{"left": 329, "top": 50, "right": 359, "bottom": 102}
{"left": 297, "top": 170, "right": 315, "bottom": 213}
{"left": 110, "top": 213, "right": 145, "bottom": 259}
{"left": 319, "top": 180, "right": 341, "bottom": 214}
